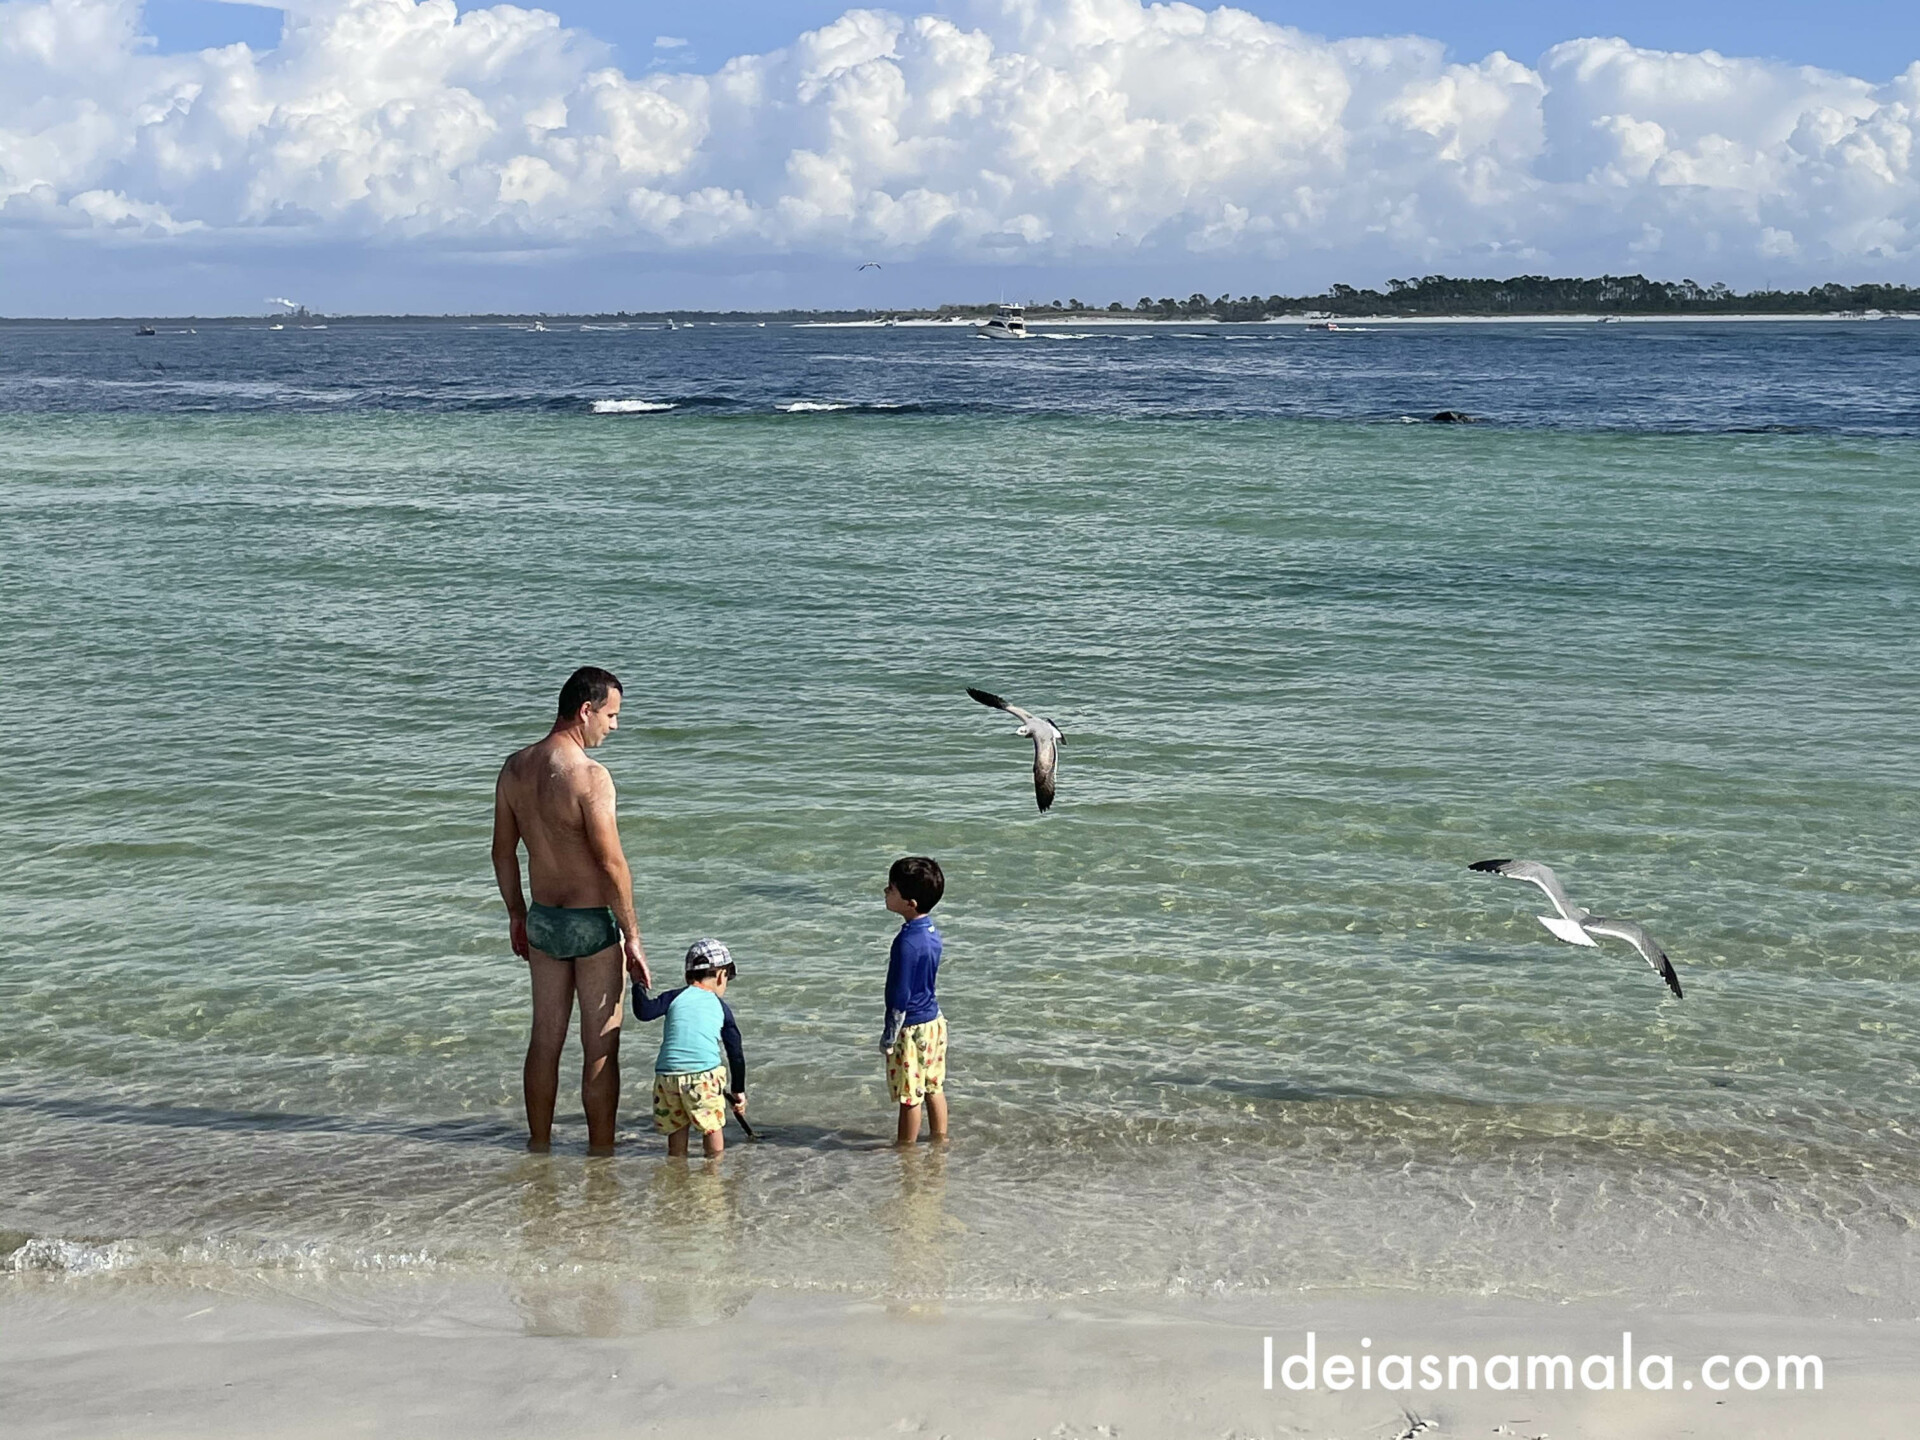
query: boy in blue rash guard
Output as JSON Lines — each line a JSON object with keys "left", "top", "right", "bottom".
{"left": 881, "top": 856, "right": 947, "bottom": 1147}
{"left": 632, "top": 939, "right": 747, "bottom": 1158}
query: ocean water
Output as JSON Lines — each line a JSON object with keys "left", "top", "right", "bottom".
{"left": 1, "top": 319, "right": 1915, "bottom": 1318}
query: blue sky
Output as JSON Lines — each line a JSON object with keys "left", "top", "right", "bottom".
{"left": 6, "top": 0, "right": 1918, "bottom": 314}
{"left": 142, "top": 1, "right": 1920, "bottom": 81}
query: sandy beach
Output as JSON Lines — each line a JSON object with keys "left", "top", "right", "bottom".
{"left": 4, "top": 1279, "right": 1909, "bottom": 1439}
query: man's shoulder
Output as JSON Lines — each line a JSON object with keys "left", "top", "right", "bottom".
{"left": 498, "top": 741, "right": 540, "bottom": 777}
{"left": 576, "top": 752, "right": 613, "bottom": 795}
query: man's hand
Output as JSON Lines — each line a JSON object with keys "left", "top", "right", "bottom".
{"left": 623, "top": 932, "right": 651, "bottom": 989}
{"left": 508, "top": 913, "right": 529, "bottom": 960}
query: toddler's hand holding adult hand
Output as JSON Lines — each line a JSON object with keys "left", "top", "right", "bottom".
{"left": 624, "top": 933, "right": 651, "bottom": 989}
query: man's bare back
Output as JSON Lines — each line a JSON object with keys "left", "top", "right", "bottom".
{"left": 491, "top": 667, "right": 650, "bottom": 1154}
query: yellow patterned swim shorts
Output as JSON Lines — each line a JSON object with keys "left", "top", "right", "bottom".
{"left": 886, "top": 1015, "right": 948, "bottom": 1107}
{"left": 653, "top": 1065, "right": 729, "bottom": 1134}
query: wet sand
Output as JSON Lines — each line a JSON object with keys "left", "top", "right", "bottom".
{"left": 3, "top": 1280, "right": 1908, "bottom": 1439}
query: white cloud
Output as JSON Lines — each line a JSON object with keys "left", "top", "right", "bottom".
{"left": 1, "top": 0, "right": 1916, "bottom": 280}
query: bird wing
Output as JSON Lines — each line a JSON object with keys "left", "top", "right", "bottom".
{"left": 1580, "top": 916, "right": 1684, "bottom": 999}
{"left": 966, "top": 687, "right": 1036, "bottom": 726}
{"left": 1031, "top": 730, "right": 1057, "bottom": 812}
{"left": 1468, "top": 858, "right": 1585, "bottom": 922}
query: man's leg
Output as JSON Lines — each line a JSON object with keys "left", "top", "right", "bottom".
{"left": 925, "top": 1091, "right": 948, "bottom": 1141}
{"left": 895, "top": 1101, "right": 923, "bottom": 1146}
{"left": 524, "top": 952, "right": 576, "bottom": 1152}
{"left": 573, "top": 946, "right": 625, "bottom": 1155}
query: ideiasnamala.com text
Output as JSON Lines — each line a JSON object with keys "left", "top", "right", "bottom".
{"left": 1262, "top": 1333, "right": 1822, "bottom": 1393}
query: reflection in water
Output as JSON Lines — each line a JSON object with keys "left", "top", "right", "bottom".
{"left": 884, "top": 1145, "right": 955, "bottom": 1316}
{"left": 635, "top": 1156, "right": 750, "bottom": 1329}
{"left": 510, "top": 1158, "right": 628, "bottom": 1337}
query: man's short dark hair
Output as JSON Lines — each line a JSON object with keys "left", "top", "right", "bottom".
{"left": 556, "top": 666, "right": 622, "bottom": 719}
{"left": 888, "top": 856, "right": 945, "bottom": 914}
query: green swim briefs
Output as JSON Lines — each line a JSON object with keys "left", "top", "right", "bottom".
{"left": 525, "top": 903, "right": 621, "bottom": 960}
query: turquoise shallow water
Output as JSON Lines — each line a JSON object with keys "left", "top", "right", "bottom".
{"left": 2, "top": 403, "right": 1915, "bottom": 1314}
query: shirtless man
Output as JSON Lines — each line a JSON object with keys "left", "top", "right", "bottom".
{"left": 492, "top": 666, "right": 652, "bottom": 1154}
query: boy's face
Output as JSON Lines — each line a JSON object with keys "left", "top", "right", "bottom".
{"left": 884, "top": 882, "right": 919, "bottom": 920}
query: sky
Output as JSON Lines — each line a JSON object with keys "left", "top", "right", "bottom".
{"left": 4, "top": 0, "right": 1918, "bottom": 314}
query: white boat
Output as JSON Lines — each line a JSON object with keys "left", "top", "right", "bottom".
{"left": 979, "top": 304, "right": 1029, "bottom": 339}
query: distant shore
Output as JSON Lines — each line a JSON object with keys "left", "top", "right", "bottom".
{"left": 3, "top": 311, "right": 1915, "bottom": 327}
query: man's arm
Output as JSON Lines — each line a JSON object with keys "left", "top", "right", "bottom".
{"left": 580, "top": 765, "right": 651, "bottom": 987}
{"left": 490, "top": 770, "right": 529, "bottom": 959}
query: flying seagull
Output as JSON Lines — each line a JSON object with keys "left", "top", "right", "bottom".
{"left": 857, "top": 261, "right": 882, "bottom": 270}
{"left": 966, "top": 688, "right": 1063, "bottom": 812}
{"left": 1468, "top": 858, "right": 1684, "bottom": 998}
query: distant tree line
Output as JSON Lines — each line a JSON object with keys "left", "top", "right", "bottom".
{"left": 935, "top": 275, "right": 1920, "bottom": 319}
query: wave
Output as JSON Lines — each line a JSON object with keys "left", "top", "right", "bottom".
{"left": 589, "top": 398, "right": 676, "bottom": 414}
{"left": 3, "top": 1233, "right": 445, "bottom": 1278}
{"left": 775, "top": 400, "right": 922, "bottom": 414}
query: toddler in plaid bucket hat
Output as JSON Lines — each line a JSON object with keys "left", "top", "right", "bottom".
{"left": 631, "top": 938, "right": 747, "bottom": 1157}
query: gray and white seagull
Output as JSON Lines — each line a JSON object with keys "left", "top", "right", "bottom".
{"left": 1468, "top": 858, "right": 1684, "bottom": 998}
{"left": 966, "top": 687, "right": 1063, "bottom": 812}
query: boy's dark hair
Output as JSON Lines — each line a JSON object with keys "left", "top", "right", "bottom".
{"left": 888, "top": 856, "right": 945, "bottom": 914}
{"left": 556, "top": 666, "right": 622, "bottom": 720}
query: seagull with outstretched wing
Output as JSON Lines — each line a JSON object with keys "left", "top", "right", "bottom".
{"left": 1468, "top": 858, "right": 1684, "bottom": 998}
{"left": 966, "top": 687, "right": 1063, "bottom": 812}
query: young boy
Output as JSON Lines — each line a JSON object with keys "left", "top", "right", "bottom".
{"left": 632, "top": 939, "right": 747, "bottom": 1157}
{"left": 881, "top": 856, "right": 948, "bottom": 1146}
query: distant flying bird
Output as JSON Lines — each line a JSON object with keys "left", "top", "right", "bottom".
{"left": 857, "top": 262, "right": 882, "bottom": 271}
{"left": 1468, "top": 859, "right": 1684, "bottom": 998}
{"left": 966, "top": 688, "right": 1063, "bottom": 812}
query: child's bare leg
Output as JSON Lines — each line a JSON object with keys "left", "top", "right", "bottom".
{"left": 702, "top": 1126, "right": 725, "bottom": 1158}
{"left": 667, "top": 1124, "right": 690, "bottom": 1158}
{"left": 925, "top": 1091, "right": 948, "bottom": 1140}
{"left": 895, "top": 1101, "right": 923, "bottom": 1146}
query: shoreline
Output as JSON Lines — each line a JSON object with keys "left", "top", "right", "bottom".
{"left": 4, "top": 1277, "right": 1909, "bottom": 1438}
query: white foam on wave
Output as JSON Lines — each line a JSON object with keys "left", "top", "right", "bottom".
{"left": 778, "top": 401, "right": 853, "bottom": 412}
{"left": 3, "top": 1233, "right": 447, "bottom": 1278}
{"left": 590, "top": 399, "right": 676, "bottom": 414}
{"left": 4, "top": 1237, "right": 147, "bottom": 1275}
